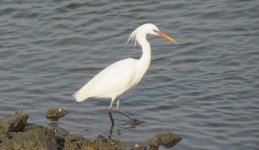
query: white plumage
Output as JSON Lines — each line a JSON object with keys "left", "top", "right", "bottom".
{"left": 74, "top": 58, "right": 137, "bottom": 101}
{"left": 73, "top": 23, "right": 177, "bottom": 124}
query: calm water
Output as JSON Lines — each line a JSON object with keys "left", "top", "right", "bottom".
{"left": 0, "top": 0, "right": 259, "bottom": 149}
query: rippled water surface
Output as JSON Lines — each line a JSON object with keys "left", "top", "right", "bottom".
{"left": 0, "top": 0, "right": 259, "bottom": 149}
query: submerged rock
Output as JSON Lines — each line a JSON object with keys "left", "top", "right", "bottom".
{"left": 0, "top": 111, "right": 181, "bottom": 150}
{"left": 0, "top": 125, "right": 57, "bottom": 150}
{"left": 146, "top": 132, "right": 182, "bottom": 149}
{"left": 130, "top": 143, "right": 147, "bottom": 150}
{"left": 64, "top": 134, "right": 90, "bottom": 150}
{"left": 45, "top": 108, "right": 68, "bottom": 121}
{"left": 86, "top": 135, "right": 122, "bottom": 150}
{"left": 0, "top": 111, "right": 28, "bottom": 133}
{"left": 0, "top": 133, "right": 11, "bottom": 144}
{"left": 146, "top": 136, "right": 160, "bottom": 150}
{"left": 157, "top": 132, "right": 182, "bottom": 147}
{"left": 54, "top": 127, "right": 69, "bottom": 150}
{"left": 63, "top": 134, "right": 148, "bottom": 150}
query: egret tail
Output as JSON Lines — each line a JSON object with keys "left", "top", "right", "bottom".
{"left": 73, "top": 87, "right": 89, "bottom": 102}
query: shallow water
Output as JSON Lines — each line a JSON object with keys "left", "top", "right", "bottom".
{"left": 0, "top": 0, "right": 259, "bottom": 149}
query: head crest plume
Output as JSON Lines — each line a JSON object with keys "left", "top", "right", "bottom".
{"left": 127, "top": 23, "right": 159, "bottom": 47}
{"left": 127, "top": 27, "right": 139, "bottom": 47}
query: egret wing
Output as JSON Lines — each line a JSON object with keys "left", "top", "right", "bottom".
{"left": 74, "top": 58, "right": 137, "bottom": 101}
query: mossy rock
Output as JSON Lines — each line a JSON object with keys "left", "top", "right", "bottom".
{"left": 0, "top": 111, "right": 28, "bottom": 133}
{"left": 0, "top": 125, "right": 57, "bottom": 150}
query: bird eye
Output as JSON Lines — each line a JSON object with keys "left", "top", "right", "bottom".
{"left": 153, "top": 29, "right": 159, "bottom": 32}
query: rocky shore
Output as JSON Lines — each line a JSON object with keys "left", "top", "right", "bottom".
{"left": 0, "top": 110, "right": 181, "bottom": 150}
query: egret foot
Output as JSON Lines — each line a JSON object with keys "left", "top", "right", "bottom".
{"left": 132, "top": 118, "right": 145, "bottom": 125}
{"left": 117, "top": 110, "right": 143, "bottom": 125}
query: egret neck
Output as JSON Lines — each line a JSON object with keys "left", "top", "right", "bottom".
{"left": 137, "top": 36, "right": 151, "bottom": 82}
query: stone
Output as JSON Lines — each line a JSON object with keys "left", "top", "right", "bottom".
{"left": 64, "top": 134, "right": 90, "bottom": 150}
{"left": 146, "top": 132, "right": 181, "bottom": 149}
{"left": 0, "top": 125, "right": 57, "bottom": 150}
{"left": 156, "top": 132, "right": 182, "bottom": 148}
{"left": 130, "top": 143, "right": 147, "bottom": 150}
{"left": 0, "top": 133, "right": 9, "bottom": 142}
{"left": 0, "top": 111, "right": 28, "bottom": 133}
{"left": 54, "top": 127, "right": 69, "bottom": 150}
{"left": 0, "top": 111, "right": 181, "bottom": 150}
{"left": 46, "top": 108, "right": 68, "bottom": 121}
{"left": 88, "top": 135, "right": 125, "bottom": 150}
{"left": 146, "top": 136, "right": 159, "bottom": 147}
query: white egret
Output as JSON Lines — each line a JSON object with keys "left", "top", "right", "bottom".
{"left": 73, "top": 23, "right": 177, "bottom": 125}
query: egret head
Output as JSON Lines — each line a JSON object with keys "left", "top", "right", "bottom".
{"left": 128, "top": 23, "right": 177, "bottom": 46}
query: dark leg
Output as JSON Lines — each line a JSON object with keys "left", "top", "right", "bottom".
{"left": 108, "top": 117, "right": 114, "bottom": 139}
{"left": 108, "top": 109, "right": 114, "bottom": 125}
{"left": 117, "top": 110, "right": 139, "bottom": 123}
{"left": 116, "top": 98, "right": 139, "bottom": 124}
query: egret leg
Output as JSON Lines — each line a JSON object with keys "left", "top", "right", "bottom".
{"left": 109, "top": 110, "right": 114, "bottom": 126}
{"left": 116, "top": 98, "right": 138, "bottom": 123}
{"left": 108, "top": 121, "right": 114, "bottom": 139}
{"left": 108, "top": 99, "right": 115, "bottom": 125}
{"left": 116, "top": 98, "right": 120, "bottom": 111}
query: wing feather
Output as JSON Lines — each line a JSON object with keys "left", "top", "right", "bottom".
{"left": 74, "top": 58, "right": 137, "bottom": 102}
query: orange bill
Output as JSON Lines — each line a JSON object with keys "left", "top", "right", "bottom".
{"left": 157, "top": 32, "right": 177, "bottom": 44}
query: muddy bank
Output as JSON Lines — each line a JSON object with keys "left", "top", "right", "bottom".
{"left": 0, "top": 111, "right": 181, "bottom": 150}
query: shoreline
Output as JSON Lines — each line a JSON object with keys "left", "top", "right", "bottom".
{"left": 0, "top": 110, "right": 181, "bottom": 150}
